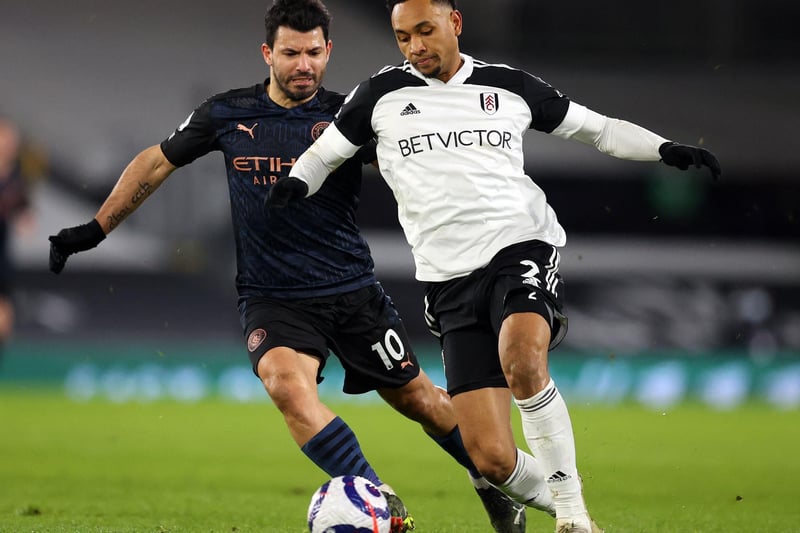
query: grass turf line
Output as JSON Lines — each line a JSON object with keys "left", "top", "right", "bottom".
{"left": 0, "top": 388, "right": 798, "bottom": 532}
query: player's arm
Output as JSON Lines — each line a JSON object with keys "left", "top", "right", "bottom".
{"left": 550, "top": 102, "right": 721, "bottom": 179}
{"left": 96, "top": 145, "right": 176, "bottom": 233}
{"left": 267, "top": 80, "right": 377, "bottom": 208}
{"left": 48, "top": 145, "right": 176, "bottom": 274}
{"left": 266, "top": 123, "right": 361, "bottom": 208}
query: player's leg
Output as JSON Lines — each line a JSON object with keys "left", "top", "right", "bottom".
{"left": 378, "top": 376, "right": 516, "bottom": 487}
{"left": 499, "top": 312, "right": 584, "bottom": 511}
{"left": 489, "top": 242, "right": 600, "bottom": 532}
{"left": 378, "top": 370, "right": 531, "bottom": 533}
{"left": 422, "top": 277, "right": 554, "bottom": 526}
{"left": 436, "top": 324, "right": 554, "bottom": 517}
{"left": 256, "top": 346, "right": 385, "bottom": 485}
{"left": 243, "top": 297, "right": 385, "bottom": 487}
{"left": 333, "top": 283, "right": 456, "bottom": 437}
{"left": 334, "top": 284, "right": 472, "bottom": 464}
{"left": 378, "top": 370, "right": 472, "bottom": 468}
{"left": 500, "top": 314, "right": 601, "bottom": 532}
{"left": 377, "top": 370, "right": 454, "bottom": 435}
{"left": 256, "top": 346, "right": 415, "bottom": 532}
{"left": 451, "top": 386, "right": 553, "bottom": 513}
{"left": 336, "top": 283, "right": 519, "bottom": 532}
{"left": 337, "top": 282, "right": 481, "bottom": 471}
{"left": 257, "top": 347, "right": 333, "bottom": 444}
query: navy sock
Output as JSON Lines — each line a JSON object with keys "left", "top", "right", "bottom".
{"left": 427, "top": 425, "right": 481, "bottom": 478}
{"left": 301, "top": 416, "right": 382, "bottom": 486}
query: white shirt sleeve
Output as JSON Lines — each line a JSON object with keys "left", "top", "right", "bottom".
{"left": 289, "top": 123, "right": 362, "bottom": 196}
{"left": 550, "top": 101, "right": 669, "bottom": 161}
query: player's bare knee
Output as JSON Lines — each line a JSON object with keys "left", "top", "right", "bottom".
{"left": 469, "top": 443, "right": 516, "bottom": 484}
{"left": 261, "top": 374, "right": 291, "bottom": 408}
{"left": 505, "top": 367, "right": 550, "bottom": 397}
{"left": 259, "top": 369, "right": 308, "bottom": 412}
{"left": 501, "top": 343, "right": 550, "bottom": 394}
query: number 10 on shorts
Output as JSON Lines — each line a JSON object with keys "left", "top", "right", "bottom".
{"left": 371, "top": 328, "right": 407, "bottom": 370}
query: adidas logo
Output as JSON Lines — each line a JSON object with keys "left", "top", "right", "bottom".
{"left": 547, "top": 470, "right": 572, "bottom": 483}
{"left": 400, "top": 103, "right": 421, "bottom": 116}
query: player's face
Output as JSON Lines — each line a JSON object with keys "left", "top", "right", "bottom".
{"left": 391, "top": 0, "right": 463, "bottom": 83}
{"left": 262, "top": 26, "right": 331, "bottom": 107}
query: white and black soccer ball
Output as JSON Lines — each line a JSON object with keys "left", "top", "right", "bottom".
{"left": 307, "top": 475, "right": 392, "bottom": 533}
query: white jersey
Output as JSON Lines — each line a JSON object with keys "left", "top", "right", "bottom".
{"left": 291, "top": 54, "right": 665, "bottom": 282}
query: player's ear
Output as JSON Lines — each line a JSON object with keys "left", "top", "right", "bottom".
{"left": 450, "top": 9, "right": 462, "bottom": 37}
{"left": 261, "top": 43, "right": 273, "bottom": 66}
{"left": 325, "top": 39, "right": 333, "bottom": 61}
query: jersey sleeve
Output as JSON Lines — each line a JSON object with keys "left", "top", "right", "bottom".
{"left": 160, "top": 99, "right": 218, "bottom": 167}
{"left": 521, "top": 71, "right": 571, "bottom": 134}
{"left": 354, "top": 138, "right": 377, "bottom": 165}
{"left": 552, "top": 102, "right": 667, "bottom": 161}
{"left": 332, "top": 81, "right": 377, "bottom": 148}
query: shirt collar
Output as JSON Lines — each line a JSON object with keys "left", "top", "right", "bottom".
{"left": 406, "top": 53, "right": 473, "bottom": 86}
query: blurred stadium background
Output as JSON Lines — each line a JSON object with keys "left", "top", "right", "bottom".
{"left": 1, "top": 0, "right": 798, "bottom": 408}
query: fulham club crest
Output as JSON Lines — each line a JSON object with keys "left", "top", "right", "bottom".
{"left": 480, "top": 92, "right": 499, "bottom": 115}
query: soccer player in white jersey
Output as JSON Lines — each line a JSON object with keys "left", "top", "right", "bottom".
{"left": 266, "top": 1, "right": 721, "bottom": 532}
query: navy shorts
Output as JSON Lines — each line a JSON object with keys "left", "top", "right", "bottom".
{"left": 239, "top": 283, "right": 420, "bottom": 394}
{"left": 423, "top": 240, "right": 568, "bottom": 396}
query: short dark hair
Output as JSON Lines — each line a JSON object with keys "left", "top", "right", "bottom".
{"left": 385, "top": 0, "right": 457, "bottom": 11}
{"left": 264, "top": 0, "right": 332, "bottom": 47}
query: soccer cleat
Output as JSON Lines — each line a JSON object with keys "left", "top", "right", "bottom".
{"left": 555, "top": 515, "right": 604, "bottom": 533}
{"left": 473, "top": 484, "right": 527, "bottom": 533}
{"left": 378, "top": 485, "right": 416, "bottom": 532}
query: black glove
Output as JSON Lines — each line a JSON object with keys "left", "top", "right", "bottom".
{"left": 264, "top": 177, "right": 309, "bottom": 209}
{"left": 659, "top": 141, "right": 722, "bottom": 181}
{"left": 48, "top": 219, "right": 106, "bottom": 274}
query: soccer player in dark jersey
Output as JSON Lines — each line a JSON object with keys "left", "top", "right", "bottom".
{"left": 267, "top": 1, "right": 723, "bottom": 532}
{"left": 46, "top": 1, "right": 529, "bottom": 532}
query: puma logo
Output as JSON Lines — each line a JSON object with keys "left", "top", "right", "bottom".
{"left": 400, "top": 355, "right": 415, "bottom": 369}
{"left": 236, "top": 122, "right": 258, "bottom": 139}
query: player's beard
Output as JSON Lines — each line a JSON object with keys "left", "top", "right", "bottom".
{"left": 413, "top": 55, "right": 442, "bottom": 79}
{"left": 274, "top": 71, "right": 321, "bottom": 102}
{"left": 421, "top": 66, "right": 442, "bottom": 79}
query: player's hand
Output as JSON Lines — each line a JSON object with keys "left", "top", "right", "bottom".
{"left": 659, "top": 141, "right": 722, "bottom": 181}
{"left": 265, "top": 177, "right": 309, "bottom": 209}
{"left": 48, "top": 219, "right": 106, "bottom": 274}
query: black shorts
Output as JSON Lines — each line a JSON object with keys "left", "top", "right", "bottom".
{"left": 423, "top": 240, "right": 568, "bottom": 396}
{"left": 239, "top": 283, "right": 420, "bottom": 394}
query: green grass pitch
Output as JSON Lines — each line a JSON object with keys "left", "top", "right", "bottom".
{"left": 1, "top": 387, "right": 798, "bottom": 532}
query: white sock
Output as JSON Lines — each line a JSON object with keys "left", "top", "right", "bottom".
{"left": 515, "top": 379, "right": 586, "bottom": 518}
{"left": 497, "top": 448, "right": 554, "bottom": 516}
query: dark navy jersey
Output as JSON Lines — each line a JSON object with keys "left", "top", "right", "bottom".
{"left": 160, "top": 80, "right": 376, "bottom": 301}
